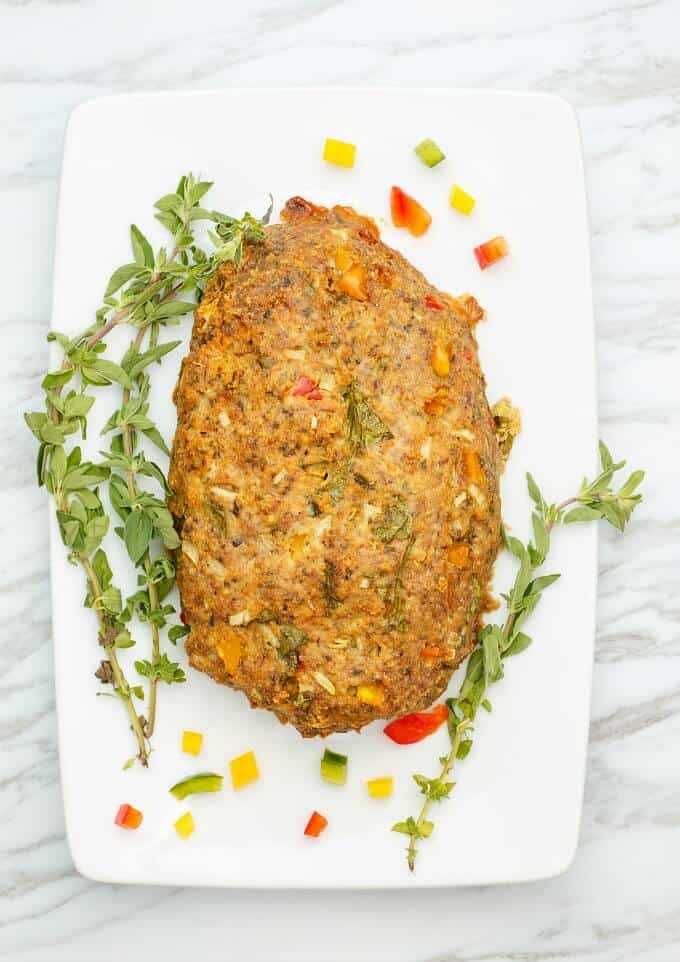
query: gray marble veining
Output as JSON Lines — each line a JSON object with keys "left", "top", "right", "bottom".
{"left": 1, "top": 0, "right": 678, "bottom": 959}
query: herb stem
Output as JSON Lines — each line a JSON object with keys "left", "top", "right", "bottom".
{"left": 80, "top": 555, "right": 150, "bottom": 765}
{"left": 120, "top": 324, "right": 162, "bottom": 738}
{"left": 406, "top": 721, "right": 467, "bottom": 872}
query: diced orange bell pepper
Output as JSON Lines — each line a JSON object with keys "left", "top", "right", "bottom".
{"left": 335, "top": 248, "right": 354, "bottom": 271}
{"left": 420, "top": 645, "right": 446, "bottom": 660}
{"left": 304, "top": 810, "right": 328, "bottom": 837}
{"left": 383, "top": 704, "right": 449, "bottom": 745}
{"left": 114, "top": 803, "right": 143, "bottom": 830}
{"left": 463, "top": 448, "right": 484, "bottom": 484}
{"left": 217, "top": 634, "right": 241, "bottom": 675}
{"left": 390, "top": 186, "right": 432, "bottom": 237}
{"left": 446, "top": 543, "right": 470, "bottom": 568}
{"left": 425, "top": 294, "right": 445, "bottom": 310}
{"left": 423, "top": 390, "right": 449, "bottom": 416}
{"left": 338, "top": 263, "right": 368, "bottom": 301}
{"left": 473, "top": 235, "right": 509, "bottom": 270}
{"left": 431, "top": 343, "right": 451, "bottom": 378}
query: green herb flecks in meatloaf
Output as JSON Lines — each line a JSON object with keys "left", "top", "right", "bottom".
{"left": 168, "top": 197, "right": 503, "bottom": 737}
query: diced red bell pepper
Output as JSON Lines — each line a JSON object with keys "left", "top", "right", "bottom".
{"left": 473, "top": 236, "right": 509, "bottom": 270}
{"left": 383, "top": 704, "right": 449, "bottom": 745}
{"left": 304, "top": 810, "right": 328, "bottom": 837}
{"left": 180, "top": 610, "right": 187, "bottom": 624}
{"left": 291, "top": 376, "right": 322, "bottom": 400}
{"left": 425, "top": 294, "right": 445, "bottom": 310}
{"left": 390, "top": 186, "right": 432, "bottom": 237}
{"left": 114, "top": 803, "right": 143, "bottom": 830}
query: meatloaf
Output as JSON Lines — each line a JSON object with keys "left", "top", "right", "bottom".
{"left": 168, "top": 197, "right": 502, "bottom": 737}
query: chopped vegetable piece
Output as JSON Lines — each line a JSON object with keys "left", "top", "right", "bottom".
{"left": 425, "top": 294, "right": 445, "bottom": 310}
{"left": 367, "top": 776, "right": 394, "bottom": 798}
{"left": 431, "top": 342, "right": 451, "bottom": 378}
{"left": 343, "top": 379, "right": 394, "bottom": 451}
{"left": 357, "top": 683, "right": 385, "bottom": 707}
{"left": 383, "top": 704, "right": 448, "bottom": 745}
{"left": 446, "top": 543, "right": 470, "bottom": 568}
{"left": 420, "top": 645, "right": 446, "bottom": 660}
{"left": 320, "top": 747, "right": 348, "bottom": 786}
{"left": 169, "top": 772, "right": 223, "bottom": 800}
{"left": 390, "top": 186, "right": 432, "bottom": 237}
{"left": 423, "top": 390, "right": 449, "bottom": 417}
{"left": 323, "top": 138, "right": 356, "bottom": 168}
{"left": 292, "top": 375, "right": 322, "bottom": 400}
{"left": 182, "top": 730, "right": 204, "bottom": 756}
{"left": 174, "top": 811, "right": 195, "bottom": 839}
{"left": 335, "top": 248, "right": 354, "bottom": 271}
{"left": 463, "top": 448, "right": 484, "bottom": 484}
{"left": 414, "top": 138, "right": 446, "bottom": 168}
{"left": 114, "top": 803, "right": 143, "bottom": 830}
{"left": 338, "top": 263, "right": 368, "bottom": 301}
{"left": 230, "top": 750, "right": 259, "bottom": 790}
{"left": 216, "top": 634, "right": 241, "bottom": 674}
{"left": 473, "top": 235, "right": 509, "bottom": 270}
{"left": 492, "top": 396, "right": 522, "bottom": 461}
{"left": 449, "top": 184, "right": 476, "bottom": 216}
{"left": 304, "top": 810, "right": 328, "bottom": 837}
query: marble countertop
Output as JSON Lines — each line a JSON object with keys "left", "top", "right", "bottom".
{"left": 1, "top": 1, "right": 678, "bottom": 960}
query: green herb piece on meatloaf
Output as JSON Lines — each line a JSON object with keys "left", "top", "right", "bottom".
{"left": 278, "top": 623, "right": 308, "bottom": 666}
{"left": 323, "top": 560, "right": 341, "bottom": 613}
{"left": 385, "top": 534, "right": 416, "bottom": 631}
{"left": 375, "top": 496, "right": 413, "bottom": 543}
{"left": 207, "top": 500, "right": 228, "bottom": 535}
{"left": 317, "top": 460, "right": 351, "bottom": 503}
{"left": 343, "top": 380, "right": 394, "bottom": 452}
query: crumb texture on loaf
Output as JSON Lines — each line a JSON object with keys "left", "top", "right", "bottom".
{"left": 169, "top": 197, "right": 502, "bottom": 737}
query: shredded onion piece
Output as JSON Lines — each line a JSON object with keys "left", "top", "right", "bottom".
{"left": 313, "top": 671, "right": 336, "bottom": 695}
{"left": 229, "top": 609, "right": 252, "bottom": 627}
{"left": 182, "top": 541, "right": 199, "bottom": 565}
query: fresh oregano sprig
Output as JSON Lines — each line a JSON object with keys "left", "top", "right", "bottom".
{"left": 394, "top": 441, "right": 644, "bottom": 870}
{"left": 26, "top": 174, "right": 268, "bottom": 767}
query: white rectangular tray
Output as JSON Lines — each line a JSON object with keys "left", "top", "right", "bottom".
{"left": 50, "top": 88, "right": 596, "bottom": 887}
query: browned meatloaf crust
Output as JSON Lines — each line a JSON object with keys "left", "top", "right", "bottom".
{"left": 168, "top": 197, "right": 502, "bottom": 737}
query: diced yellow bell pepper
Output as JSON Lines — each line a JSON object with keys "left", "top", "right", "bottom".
{"left": 449, "top": 185, "right": 476, "bottom": 216}
{"left": 357, "top": 683, "right": 385, "bottom": 707}
{"left": 323, "top": 138, "right": 356, "bottom": 168}
{"left": 367, "top": 777, "right": 394, "bottom": 799}
{"left": 174, "top": 811, "right": 195, "bottom": 839}
{"left": 230, "top": 750, "right": 259, "bottom": 790}
{"left": 181, "top": 730, "right": 204, "bottom": 756}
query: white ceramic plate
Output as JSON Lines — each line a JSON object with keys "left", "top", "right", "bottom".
{"left": 50, "top": 88, "right": 596, "bottom": 888}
